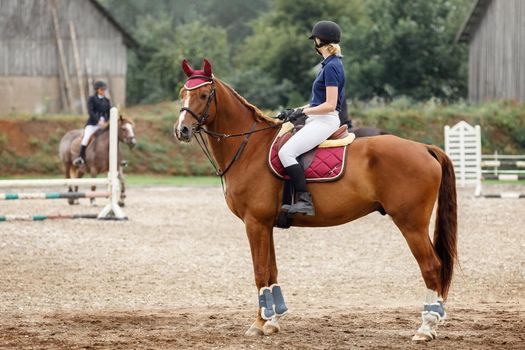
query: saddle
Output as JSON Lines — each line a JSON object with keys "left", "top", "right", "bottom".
{"left": 269, "top": 122, "right": 355, "bottom": 182}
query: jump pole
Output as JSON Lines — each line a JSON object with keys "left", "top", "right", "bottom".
{"left": 0, "top": 191, "right": 109, "bottom": 200}
{"left": 0, "top": 178, "right": 107, "bottom": 188}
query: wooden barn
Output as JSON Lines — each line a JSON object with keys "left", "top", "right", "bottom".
{"left": 0, "top": 0, "right": 136, "bottom": 114}
{"left": 456, "top": 0, "right": 525, "bottom": 103}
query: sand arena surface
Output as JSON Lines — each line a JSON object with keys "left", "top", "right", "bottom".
{"left": 0, "top": 186, "right": 523, "bottom": 349}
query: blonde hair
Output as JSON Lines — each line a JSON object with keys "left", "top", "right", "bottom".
{"left": 326, "top": 43, "right": 342, "bottom": 56}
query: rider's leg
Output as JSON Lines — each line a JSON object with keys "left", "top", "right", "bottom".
{"left": 278, "top": 113, "right": 340, "bottom": 215}
{"left": 74, "top": 125, "right": 99, "bottom": 166}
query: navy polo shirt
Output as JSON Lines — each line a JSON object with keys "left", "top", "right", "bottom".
{"left": 310, "top": 55, "right": 345, "bottom": 112}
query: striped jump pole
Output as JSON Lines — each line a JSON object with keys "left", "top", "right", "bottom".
{"left": 0, "top": 191, "right": 109, "bottom": 200}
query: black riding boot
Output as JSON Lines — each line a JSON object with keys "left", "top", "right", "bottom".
{"left": 282, "top": 164, "right": 315, "bottom": 216}
{"left": 73, "top": 145, "right": 86, "bottom": 166}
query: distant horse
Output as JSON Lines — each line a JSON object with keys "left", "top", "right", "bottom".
{"left": 175, "top": 59, "right": 457, "bottom": 342}
{"left": 59, "top": 116, "right": 136, "bottom": 206}
{"left": 350, "top": 126, "right": 389, "bottom": 137}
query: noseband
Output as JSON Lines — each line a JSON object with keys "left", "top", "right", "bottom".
{"left": 179, "top": 75, "right": 217, "bottom": 128}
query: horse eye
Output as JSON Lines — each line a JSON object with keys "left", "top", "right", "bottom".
{"left": 200, "top": 93, "right": 208, "bottom": 100}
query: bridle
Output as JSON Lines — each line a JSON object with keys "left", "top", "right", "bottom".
{"left": 178, "top": 76, "right": 283, "bottom": 188}
{"left": 179, "top": 75, "right": 217, "bottom": 128}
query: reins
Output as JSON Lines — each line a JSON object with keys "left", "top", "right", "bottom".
{"left": 179, "top": 77, "right": 283, "bottom": 192}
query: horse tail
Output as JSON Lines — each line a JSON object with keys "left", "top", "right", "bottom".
{"left": 427, "top": 145, "right": 458, "bottom": 299}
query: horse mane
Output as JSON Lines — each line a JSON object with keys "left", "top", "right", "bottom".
{"left": 217, "top": 79, "right": 278, "bottom": 125}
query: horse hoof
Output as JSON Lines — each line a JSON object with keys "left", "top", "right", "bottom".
{"left": 412, "top": 331, "right": 436, "bottom": 342}
{"left": 245, "top": 324, "right": 264, "bottom": 337}
{"left": 118, "top": 201, "right": 125, "bottom": 207}
{"left": 263, "top": 318, "right": 280, "bottom": 335}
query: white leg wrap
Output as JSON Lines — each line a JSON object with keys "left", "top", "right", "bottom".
{"left": 424, "top": 289, "right": 438, "bottom": 304}
{"left": 413, "top": 289, "right": 446, "bottom": 341}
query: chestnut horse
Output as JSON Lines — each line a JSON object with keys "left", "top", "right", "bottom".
{"left": 174, "top": 59, "right": 457, "bottom": 341}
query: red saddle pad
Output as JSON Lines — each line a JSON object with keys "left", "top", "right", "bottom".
{"left": 268, "top": 134, "right": 348, "bottom": 182}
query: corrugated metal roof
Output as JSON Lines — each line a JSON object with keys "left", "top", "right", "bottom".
{"left": 456, "top": 0, "right": 492, "bottom": 43}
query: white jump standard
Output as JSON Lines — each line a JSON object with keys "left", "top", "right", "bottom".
{"left": 0, "top": 107, "right": 126, "bottom": 220}
{"left": 444, "top": 120, "right": 525, "bottom": 198}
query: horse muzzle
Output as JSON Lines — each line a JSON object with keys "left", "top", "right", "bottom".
{"left": 175, "top": 125, "right": 193, "bottom": 143}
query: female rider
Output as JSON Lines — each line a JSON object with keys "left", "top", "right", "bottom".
{"left": 73, "top": 81, "right": 111, "bottom": 166}
{"left": 278, "top": 20, "right": 345, "bottom": 216}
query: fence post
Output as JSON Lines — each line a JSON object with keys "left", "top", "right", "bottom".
{"left": 97, "top": 107, "right": 126, "bottom": 220}
{"left": 474, "top": 125, "right": 482, "bottom": 196}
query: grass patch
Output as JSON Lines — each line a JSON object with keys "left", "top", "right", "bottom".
{"left": 482, "top": 179, "right": 525, "bottom": 185}
{"left": 125, "top": 175, "right": 220, "bottom": 186}
{"left": 0, "top": 175, "right": 220, "bottom": 186}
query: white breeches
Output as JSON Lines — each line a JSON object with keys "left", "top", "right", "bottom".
{"left": 81, "top": 125, "right": 101, "bottom": 146}
{"left": 278, "top": 111, "right": 340, "bottom": 167}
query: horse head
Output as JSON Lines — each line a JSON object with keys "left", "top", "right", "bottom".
{"left": 118, "top": 115, "right": 137, "bottom": 148}
{"left": 175, "top": 58, "right": 216, "bottom": 142}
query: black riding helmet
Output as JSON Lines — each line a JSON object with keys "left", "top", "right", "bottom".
{"left": 93, "top": 80, "right": 107, "bottom": 91}
{"left": 309, "top": 20, "right": 342, "bottom": 44}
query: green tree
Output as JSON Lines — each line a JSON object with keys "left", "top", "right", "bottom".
{"left": 236, "top": 0, "right": 367, "bottom": 106}
{"left": 344, "top": 0, "right": 470, "bottom": 101}
{"left": 128, "top": 18, "right": 229, "bottom": 104}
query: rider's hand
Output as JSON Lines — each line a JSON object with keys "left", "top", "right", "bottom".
{"left": 98, "top": 118, "right": 107, "bottom": 127}
{"left": 287, "top": 108, "right": 305, "bottom": 122}
{"left": 277, "top": 108, "right": 294, "bottom": 120}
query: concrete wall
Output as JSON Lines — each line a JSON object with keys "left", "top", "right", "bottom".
{"left": 0, "top": 75, "right": 125, "bottom": 115}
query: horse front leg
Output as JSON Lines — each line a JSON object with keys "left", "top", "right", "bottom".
{"left": 68, "top": 166, "right": 80, "bottom": 205}
{"left": 118, "top": 166, "right": 126, "bottom": 207}
{"left": 244, "top": 218, "right": 287, "bottom": 337}
{"left": 90, "top": 168, "right": 98, "bottom": 206}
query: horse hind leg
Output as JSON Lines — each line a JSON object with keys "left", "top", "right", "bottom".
{"left": 392, "top": 213, "right": 445, "bottom": 341}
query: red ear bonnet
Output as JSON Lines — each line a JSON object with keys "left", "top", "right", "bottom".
{"left": 203, "top": 59, "right": 212, "bottom": 77}
{"left": 182, "top": 58, "right": 213, "bottom": 90}
{"left": 182, "top": 59, "right": 194, "bottom": 77}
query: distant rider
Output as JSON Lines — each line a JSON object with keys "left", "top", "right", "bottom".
{"left": 278, "top": 21, "right": 346, "bottom": 216}
{"left": 73, "top": 81, "right": 111, "bottom": 166}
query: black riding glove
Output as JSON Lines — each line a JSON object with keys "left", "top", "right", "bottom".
{"left": 287, "top": 108, "right": 305, "bottom": 123}
{"left": 277, "top": 108, "right": 294, "bottom": 120}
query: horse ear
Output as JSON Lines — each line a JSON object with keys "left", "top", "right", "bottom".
{"left": 182, "top": 59, "right": 194, "bottom": 77}
{"left": 119, "top": 115, "right": 123, "bottom": 121}
{"left": 203, "top": 58, "right": 212, "bottom": 77}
